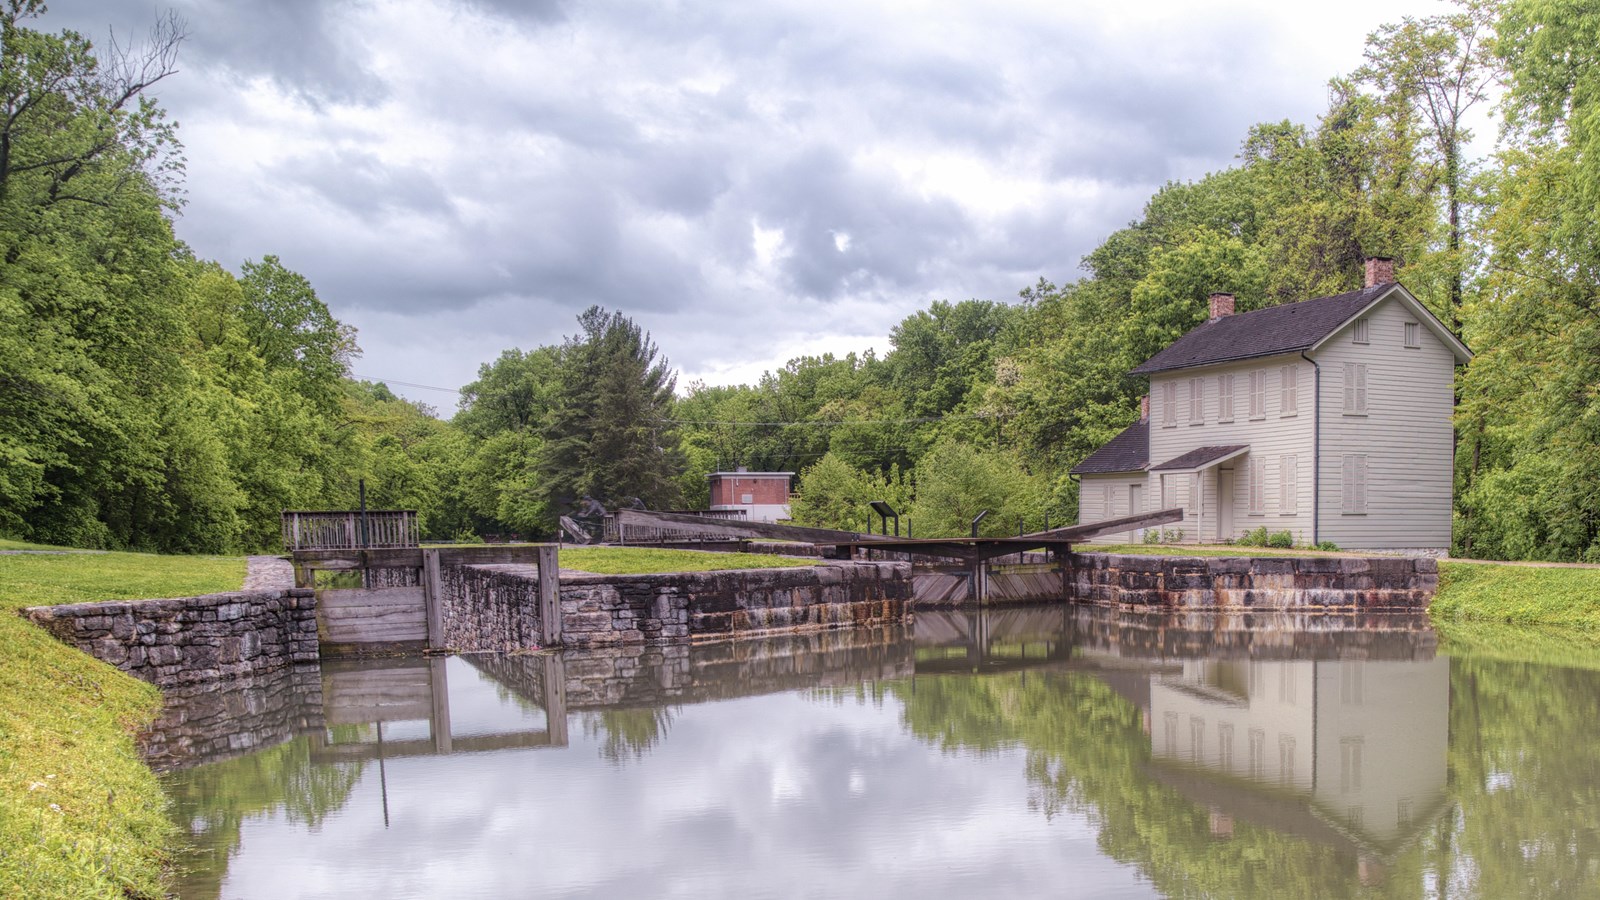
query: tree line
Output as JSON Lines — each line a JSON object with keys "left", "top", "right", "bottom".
{"left": 3, "top": 0, "right": 1597, "bottom": 560}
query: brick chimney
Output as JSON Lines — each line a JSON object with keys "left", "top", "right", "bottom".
{"left": 1364, "top": 256, "right": 1396, "bottom": 287}
{"left": 1208, "top": 292, "right": 1235, "bottom": 320}
{"left": 1140, "top": 394, "right": 1150, "bottom": 421}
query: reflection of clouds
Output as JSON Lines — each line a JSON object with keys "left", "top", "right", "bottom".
{"left": 218, "top": 678, "right": 1156, "bottom": 899}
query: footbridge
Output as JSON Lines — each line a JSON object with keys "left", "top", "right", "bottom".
{"left": 612, "top": 507, "right": 1184, "bottom": 603}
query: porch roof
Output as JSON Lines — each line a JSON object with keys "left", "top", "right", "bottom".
{"left": 1150, "top": 444, "right": 1249, "bottom": 473}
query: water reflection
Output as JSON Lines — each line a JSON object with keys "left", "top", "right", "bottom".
{"left": 149, "top": 606, "right": 1600, "bottom": 899}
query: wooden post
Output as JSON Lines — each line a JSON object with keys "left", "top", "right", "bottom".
{"left": 422, "top": 548, "right": 445, "bottom": 651}
{"left": 429, "top": 656, "right": 453, "bottom": 754}
{"left": 541, "top": 653, "right": 568, "bottom": 747}
{"left": 538, "top": 544, "right": 561, "bottom": 647}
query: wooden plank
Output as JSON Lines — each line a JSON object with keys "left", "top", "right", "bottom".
{"left": 436, "top": 544, "right": 560, "bottom": 567}
{"left": 319, "top": 587, "right": 426, "bottom": 610}
{"left": 615, "top": 509, "right": 901, "bottom": 545}
{"left": 308, "top": 730, "right": 555, "bottom": 763}
{"left": 422, "top": 549, "right": 444, "bottom": 650}
{"left": 324, "top": 620, "right": 428, "bottom": 643}
{"left": 292, "top": 548, "right": 426, "bottom": 568}
{"left": 429, "top": 657, "right": 452, "bottom": 753}
{"left": 538, "top": 545, "right": 561, "bottom": 647}
{"left": 1034, "top": 508, "right": 1184, "bottom": 543}
{"left": 326, "top": 702, "right": 434, "bottom": 725}
{"left": 542, "top": 654, "right": 567, "bottom": 747}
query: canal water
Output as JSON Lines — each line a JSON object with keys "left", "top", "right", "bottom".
{"left": 146, "top": 605, "right": 1600, "bottom": 899}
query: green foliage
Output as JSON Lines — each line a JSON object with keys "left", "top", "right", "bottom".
{"left": 1236, "top": 525, "right": 1272, "bottom": 547}
{"left": 1432, "top": 561, "right": 1600, "bottom": 632}
{"left": 538, "top": 307, "right": 685, "bottom": 521}
{"left": 907, "top": 439, "right": 1044, "bottom": 538}
{"left": 788, "top": 452, "right": 911, "bottom": 532}
{"left": 1266, "top": 530, "right": 1294, "bottom": 549}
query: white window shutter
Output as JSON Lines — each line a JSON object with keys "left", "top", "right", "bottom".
{"left": 1342, "top": 455, "right": 1355, "bottom": 512}
{"left": 1342, "top": 363, "right": 1356, "bottom": 413}
{"left": 1356, "top": 364, "right": 1368, "bottom": 412}
{"left": 1354, "top": 456, "right": 1368, "bottom": 512}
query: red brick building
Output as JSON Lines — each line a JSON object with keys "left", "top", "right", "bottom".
{"left": 707, "top": 468, "right": 794, "bottom": 523}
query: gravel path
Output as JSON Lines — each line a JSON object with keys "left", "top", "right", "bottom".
{"left": 244, "top": 555, "right": 295, "bottom": 590}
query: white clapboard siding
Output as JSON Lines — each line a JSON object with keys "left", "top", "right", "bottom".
{"left": 1312, "top": 294, "right": 1457, "bottom": 549}
{"left": 1077, "top": 473, "right": 1151, "bottom": 544}
{"left": 1147, "top": 355, "right": 1317, "bottom": 544}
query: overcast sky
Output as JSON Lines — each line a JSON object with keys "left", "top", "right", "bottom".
{"left": 46, "top": 0, "right": 1460, "bottom": 412}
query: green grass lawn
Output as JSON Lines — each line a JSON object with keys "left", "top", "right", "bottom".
{"left": 1432, "top": 561, "right": 1600, "bottom": 632}
{"left": 559, "top": 546, "right": 815, "bottom": 575}
{"left": 0, "top": 550, "right": 243, "bottom": 899}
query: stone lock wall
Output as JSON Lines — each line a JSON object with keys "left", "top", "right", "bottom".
{"left": 440, "top": 561, "right": 911, "bottom": 652}
{"left": 439, "top": 564, "right": 547, "bottom": 653}
{"left": 1068, "top": 553, "right": 1438, "bottom": 610}
{"left": 22, "top": 589, "right": 319, "bottom": 688}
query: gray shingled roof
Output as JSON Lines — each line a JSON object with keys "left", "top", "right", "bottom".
{"left": 1129, "top": 284, "right": 1393, "bottom": 375}
{"left": 1070, "top": 419, "right": 1148, "bottom": 475}
{"left": 1151, "top": 445, "right": 1249, "bottom": 471}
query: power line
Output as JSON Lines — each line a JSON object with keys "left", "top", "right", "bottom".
{"left": 658, "top": 413, "right": 993, "bottom": 428}
{"left": 357, "top": 375, "right": 464, "bottom": 394}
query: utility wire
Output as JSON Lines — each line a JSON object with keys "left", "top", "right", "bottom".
{"left": 656, "top": 413, "right": 993, "bottom": 427}
{"left": 357, "top": 375, "right": 464, "bottom": 394}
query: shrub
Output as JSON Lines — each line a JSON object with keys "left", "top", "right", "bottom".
{"left": 1267, "top": 530, "right": 1294, "bottom": 549}
{"left": 1315, "top": 540, "right": 1340, "bottom": 552}
{"left": 1237, "top": 526, "right": 1270, "bottom": 547}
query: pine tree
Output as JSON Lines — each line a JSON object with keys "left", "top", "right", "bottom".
{"left": 539, "top": 307, "right": 684, "bottom": 519}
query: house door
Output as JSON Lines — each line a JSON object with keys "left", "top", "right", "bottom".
{"left": 1217, "top": 469, "right": 1235, "bottom": 542}
{"left": 1128, "top": 484, "right": 1144, "bottom": 542}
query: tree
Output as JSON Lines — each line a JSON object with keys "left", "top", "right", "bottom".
{"left": 1358, "top": 1, "right": 1500, "bottom": 334}
{"left": 0, "top": 1, "right": 184, "bottom": 211}
{"left": 908, "top": 439, "right": 1044, "bottom": 538}
{"left": 236, "top": 255, "right": 359, "bottom": 404}
{"left": 539, "top": 307, "right": 684, "bottom": 517}
{"left": 788, "top": 451, "right": 910, "bottom": 532}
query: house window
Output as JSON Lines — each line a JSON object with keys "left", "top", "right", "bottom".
{"left": 1404, "top": 321, "right": 1420, "bottom": 348}
{"left": 1342, "top": 454, "right": 1368, "bottom": 514}
{"left": 1102, "top": 484, "right": 1113, "bottom": 519}
{"left": 1249, "top": 370, "right": 1267, "bottom": 419}
{"left": 1218, "top": 373, "right": 1235, "bottom": 422}
{"left": 1188, "top": 473, "right": 1200, "bottom": 515}
{"left": 1342, "top": 362, "right": 1368, "bottom": 414}
{"left": 1162, "top": 382, "right": 1177, "bottom": 428}
{"left": 1353, "top": 317, "right": 1370, "bottom": 344}
{"left": 1279, "top": 454, "right": 1298, "bottom": 514}
{"left": 1248, "top": 458, "right": 1265, "bottom": 515}
{"left": 1280, "top": 365, "right": 1298, "bottom": 417}
{"left": 1187, "top": 378, "right": 1204, "bottom": 425}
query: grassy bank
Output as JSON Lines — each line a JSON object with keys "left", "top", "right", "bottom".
{"left": 0, "top": 550, "right": 243, "bottom": 899}
{"left": 560, "top": 546, "right": 815, "bottom": 575}
{"left": 1431, "top": 561, "right": 1600, "bottom": 633}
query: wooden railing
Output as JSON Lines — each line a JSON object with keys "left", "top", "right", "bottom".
{"left": 281, "top": 510, "right": 421, "bottom": 551}
{"left": 602, "top": 508, "right": 748, "bottom": 544}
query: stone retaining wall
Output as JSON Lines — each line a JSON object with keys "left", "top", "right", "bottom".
{"left": 138, "top": 663, "right": 326, "bottom": 772}
{"left": 441, "top": 561, "right": 911, "bottom": 651}
{"left": 1069, "top": 553, "right": 1437, "bottom": 610}
{"left": 22, "top": 589, "right": 319, "bottom": 688}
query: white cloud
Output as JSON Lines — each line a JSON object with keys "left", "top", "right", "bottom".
{"left": 44, "top": 0, "right": 1465, "bottom": 408}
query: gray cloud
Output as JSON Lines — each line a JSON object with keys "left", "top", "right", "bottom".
{"left": 38, "top": 0, "right": 1449, "bottom": 403}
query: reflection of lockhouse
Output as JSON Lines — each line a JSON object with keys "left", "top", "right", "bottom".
{"left": 1145, "top": 659, "right": 1449, "bottom": 881}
